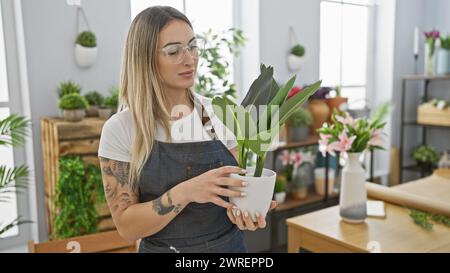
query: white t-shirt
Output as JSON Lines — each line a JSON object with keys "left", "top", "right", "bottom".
{"left": 98, "top": 93, "right": 237, "bottom": 162}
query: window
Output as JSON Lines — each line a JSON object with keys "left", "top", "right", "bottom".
{"left": 320, "top": 0, "right": 373, "bottom": 109}
{"left": 0, "top": 1, "right": 19, "bottom": 239}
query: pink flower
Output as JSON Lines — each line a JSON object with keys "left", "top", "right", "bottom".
{"left": 287, "top": 86, "right": 302, "bottom": 99}
{"left": 319, "top": 133, "right": 336, "bottom": 157}
{"left": 328, "top": 131, "right": 356, "bottom": 153}
{"left": 290, "top": 151, "right": 303, "bottom": 168}
{"left": 336, "top": 112, "right": 355, "bottom": 127}
{"left": 368, "top": 129, "right": 384, "bottom": 147}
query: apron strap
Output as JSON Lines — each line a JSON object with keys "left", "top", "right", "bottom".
{"left": 192, "top": 94, "right": 219, "bottom": 140}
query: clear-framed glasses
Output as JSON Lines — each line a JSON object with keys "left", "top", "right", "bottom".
{"left": 159, "top": 37, "right": 206, "bottom": 64}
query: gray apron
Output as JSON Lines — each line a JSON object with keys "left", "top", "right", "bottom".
{"left": 138, "top": 95, "right": 247, "bottom": 253}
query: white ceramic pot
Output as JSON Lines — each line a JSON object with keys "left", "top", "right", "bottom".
{"left": 274, "top": 192, "right": 286, "bottom": 204}
{"left": 339, "top": 153, "right": 367, "bottom": 224}
{"left": 75, "top": 44, "right": 98, "bottom": 68}
{"left": 229, "top": 167, "right": 277, "bottom": 222}
{"left": 287, "top": 54, "right": 304, "bottom": 72}
{"left": 62, "top": 109, "right": 85, "bottom": 122}
{"left": 437, "top": 49, "right": 450, "bottom": 75}
{"left": 98, "top": 108, "right": 113, "bottom": 119}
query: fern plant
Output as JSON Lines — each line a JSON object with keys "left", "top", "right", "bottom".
{"left": 0, "top": 114, "right": 31, "bottom": 236}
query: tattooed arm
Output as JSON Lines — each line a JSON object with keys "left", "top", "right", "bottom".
{"left": 99, "top": 156, "right": 190, "bottom": 241}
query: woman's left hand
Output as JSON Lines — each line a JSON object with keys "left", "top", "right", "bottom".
{"left": 226, "top": 201, "right": 277, "bottom": 231}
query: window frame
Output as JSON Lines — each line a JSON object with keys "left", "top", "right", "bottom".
{"left": 319, "top": 0, "right": 376, "bottom": 109}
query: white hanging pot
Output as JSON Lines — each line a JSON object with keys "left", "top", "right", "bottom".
{"left": 229, "top": 167, "right": 277, "bottom": 222}
{"left": 287, "top": 54, "right": 304, "bottom": 72}
{"left": 339, "top": 153, "right": 367, "bottom": 224}
{"left": 75, "top": 44, "right": 98, "bottom": 68}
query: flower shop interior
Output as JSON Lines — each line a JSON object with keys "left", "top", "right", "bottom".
{"left": 1, "top": 0, "right": 449, "bottom": 253}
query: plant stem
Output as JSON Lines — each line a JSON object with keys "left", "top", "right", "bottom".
{"left": 254, "top": 154, "right": 266, "bottom": 177}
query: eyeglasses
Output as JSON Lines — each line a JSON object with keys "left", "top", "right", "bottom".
{"left": 159, "top": 38, "right": 205, "bottom": 64}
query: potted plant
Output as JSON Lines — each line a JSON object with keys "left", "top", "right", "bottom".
{"left": 84, "top": 91, "right": 103, "bottom": 117}
{"left": 0, "top": 114, "right": 31, "bottom": 237}
{"left": 286, "top": 149, "right": 316, "bottom": 200}
{"left": 98, "top": 88, "right": 119, "bottom": 119}
{"left": 318, "top": 102, "right": 392, "bottom": 224}
{"left": 196, "top": 28, "right": 246, "bottom": 99}
{"left": 57, "top": 80, "right": 81, "bottom": 98}
{"left": 424, "top": 29, "right": 440, "bottom": 75}
{"left": 412, "top": 145, "right": 440, "bottom": 174}
{"left": 286, "top": 107, "right": 313, "bottom": 142}
{"left": 326, "top": 86, "right": 348, "bottom": 121}
{"left": 58, "top": 93, "right": 89, "bottom": 122}
{"left": 274, "top": 175, "right": 287, "bottom": 203}
{"left": 437, "top": 35, "right": 450, "bottom": 75}
{"left": 287, "top": 44, "right": 305, "bottom": 71}
{"left": 308, "top": 86, "right": 332, "bottom": 135}
{"left": 212, "top": 64, "right": 321, "bottom": 221}
{"left": 75, "top": 30, "right": 98, "bottom": 68}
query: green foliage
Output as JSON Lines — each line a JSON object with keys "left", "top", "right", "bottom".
{"left": 290, "top": 44, "right": 305, "bottom": 57}
{"left": 76, "top": 31, "right": 97, "bottom": 48}
{"left": 102, "top": 87, "right": 119, "bottom": 109}
{"left": 412, "top": 145, "right": 440, "bottom": 165}
{"left": 52, "top": 156, "right": 105, "bottom": 239}
{"left": 0, "top": 114, "right": 31, "bottom": 236}
{"left": 58, "top": 80, "right": 81, "bottom": 98}
{"left": 286, "top": 108, "right": 313, "bottom": 127}
{"left": 409, "top": 209, "right": 450, "bottom": 230}
{"left": 440, "top": 36, "right": 450, "bottom": 50}
{"left": 274, "top": 175, "right": 287, "bottom": 193}
{"left": 213, "top": 64, "right": 321, "bottom": 177}
{"left": 84, "top": 91, "right": 104, "bottom": 106}
{"left": 58, "top": 93, "right": 89, "bottom": 110}
{"left": 195, "top": 28, "right": 246, "bottom": 99}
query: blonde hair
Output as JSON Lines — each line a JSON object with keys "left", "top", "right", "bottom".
{"left": 119, "top": 6, "right": 194, "bottom": 189}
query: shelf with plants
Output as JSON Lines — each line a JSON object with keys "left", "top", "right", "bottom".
{"left": 399, "top": 75, "right": 450, "bottom": 183}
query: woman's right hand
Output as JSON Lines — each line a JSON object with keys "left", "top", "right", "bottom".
{"left": 183, "top": 166, "right": 248, "bottom": 209}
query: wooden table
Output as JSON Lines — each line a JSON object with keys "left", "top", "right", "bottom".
{"left": 287, "top": 202, "right": 450, "bottom": 253}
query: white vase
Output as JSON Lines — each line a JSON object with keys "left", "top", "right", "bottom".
{"left": 229, "top": 167, "right": 277, "bottom": 222}
{"left": 425, "top": 42, "right": 437, "bottom": 75}
{"left": 75, "top": 44, "right": 98, "bottom": 68}
{"left": 437, "top": 49, "right": 450, "bottom": 75}
{"left": 339, "top": 153, "right": 367, "bottom": 224}
{"left": 287, "top": 54, "right": 304, "bottom": 72}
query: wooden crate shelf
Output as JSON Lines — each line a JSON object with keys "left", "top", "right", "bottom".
{"left": 41, "top": 117, "right": 112, "bottom": 236}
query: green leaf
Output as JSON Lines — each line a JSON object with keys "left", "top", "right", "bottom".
{"left": 240, "top": 65, "right": 275, "bottom": 108}
{"left": 0, "top": 114, "right": 31, "bottom": 147}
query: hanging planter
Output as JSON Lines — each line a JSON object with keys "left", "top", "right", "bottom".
{"left": 287, "top": 26, "right": 305, "bottom": 72}
{"left": 75, "top": 31, "right": 98, "bottom": 68}
{"left": 74, "top": 6, "right": 97, "bottom": 68}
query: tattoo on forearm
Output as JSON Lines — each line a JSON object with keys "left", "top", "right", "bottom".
{"left": 152, "top": 190, "right": 183, "bottom": 215}
{"left": 99, "top": 157, "right": 138, "bottom": 214}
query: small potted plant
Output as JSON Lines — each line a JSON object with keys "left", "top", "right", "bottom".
{"left": 84, "top": 91, "right": 103, "bottom": 117}
{"left": 98, "top": 89, "right": 118, "bottom": 119}
{"left": 212, "top": 64, "right": 321, "bottom": 221}
{"left": 437, "top": 35, "right": 450, "bottom": 75}
{"left": 57, "top": 80, "right": 81, "bottom": 98}
{"left": 308, "top": 86, "right": 332, "bottom": 135}
{"left": 58, "top": 93, "right": 89, "bottom": 122}
{"left": 287, "top": 43, "right": 305, "bottom": 71}
{"left": 326, "top": 86, "right": 348, "bottom": 120}
{"left": 412, "top": 145, "right": 440, "bottom": 174}
{"left": 75, "top": 31, "right": 98, "bottom": 68}
{"left": 274, "top": 175, "right": 287, "bottom": 203}
{"left": 286, "top": 107, "right": 313, "bottom": 142}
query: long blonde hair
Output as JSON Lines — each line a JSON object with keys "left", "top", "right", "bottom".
{"left": 119, "top": 6, "right": 194, "bottom": 189}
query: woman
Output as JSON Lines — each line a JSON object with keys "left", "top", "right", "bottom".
{"left": 98, "top": 6, "right": 276, "bottom": 253}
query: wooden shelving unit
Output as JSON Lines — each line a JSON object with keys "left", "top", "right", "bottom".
{"left": 399, "top": 74, "right": 450, "bottom": 182}
{"left": 41, "top": 117, "right": 114, "bottom": 236}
